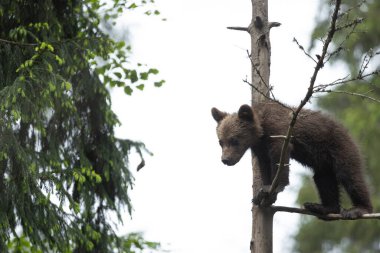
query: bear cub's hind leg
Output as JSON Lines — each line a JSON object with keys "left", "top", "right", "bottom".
{"left": 304, "top": 171, "right": 341, "bottom": 216}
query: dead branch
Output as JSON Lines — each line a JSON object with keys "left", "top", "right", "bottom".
{"left": 227, "top": 26, "right": 249, "bottom": 32}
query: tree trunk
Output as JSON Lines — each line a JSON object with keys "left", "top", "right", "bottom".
{"left": 249, "top": 0, "right": 273, "bottom": 252}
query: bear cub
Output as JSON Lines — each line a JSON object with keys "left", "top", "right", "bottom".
{"left": 211, "top": 103, "right": 373, "bottom": 219}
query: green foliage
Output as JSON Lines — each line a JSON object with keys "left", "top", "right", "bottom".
{"left": 294, "top": 1, "right": 380, "bottom": 252}
{"left": 6, "top": 233, "right": 163, "bottom": 253}
{"left": 120, "top": 233, "right": 163, "bottom": 253}
{"left": 0, "top": 0, "right": 164, "bottom": 252}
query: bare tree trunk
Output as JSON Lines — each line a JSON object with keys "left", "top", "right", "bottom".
{"left": 249, "top": 0, "right": 273, "bottom": 252}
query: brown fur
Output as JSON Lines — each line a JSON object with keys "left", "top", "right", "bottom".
{"left": 211, "top": 103, "right": 373, "bottom": 218}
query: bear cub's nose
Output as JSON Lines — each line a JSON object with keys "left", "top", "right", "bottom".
{"left": 222, "top": 159, "right": 233, "bottom": 166}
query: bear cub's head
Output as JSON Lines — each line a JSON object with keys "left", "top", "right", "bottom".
{"left": 211, "top": 104, "right": 262, "bottom": 166}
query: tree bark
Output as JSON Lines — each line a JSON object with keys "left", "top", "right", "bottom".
{"left": 249, "top": 0, "right": 273, "bottom": 252}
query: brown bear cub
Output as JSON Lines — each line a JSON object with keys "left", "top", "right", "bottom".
{"left": 211, "top": 103, "right": 373, "bottom": 219}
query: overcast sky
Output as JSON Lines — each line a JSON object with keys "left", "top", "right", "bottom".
{"left": 109, "top": 1, "right": 346, "bottom": 252}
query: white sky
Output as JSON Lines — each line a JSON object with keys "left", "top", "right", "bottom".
{"left": 110, "top": 1, "right": 346, "bottom": 252}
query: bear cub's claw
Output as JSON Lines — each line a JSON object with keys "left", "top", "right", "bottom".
{"left": 252, "top": 186, "right": 277, "bottom": 207}
{"left": 341, "top": 207, "right": 370, "bottom": 219}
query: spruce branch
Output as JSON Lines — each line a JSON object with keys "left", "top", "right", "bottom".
{"left": 0, "top": 38, "right": 39, "bottom": 47}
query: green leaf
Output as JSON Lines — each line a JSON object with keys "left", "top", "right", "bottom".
{"left": 154, "top": 80, "right": 165, "bottom": 87}
{"left": 114, "top": 71, "right": 122, "bottom": 79}
{"left": 128, "top": 3, "right": 137, "bottom": 9}
{"left": 140, "top": 72, "right": 149, "bottom": 80}
{"left": 148, "top": 68, "right": 159, "bottom": 75}
{"left": 129, "top": 70, "right": 138, "bottom": 83}
{"left": 136, "top": 84, "right": 144, "bottom": 90}
{"left": 124, "top": 86, "right": 133, "bottom": 95}
{"left": 48, "top": 81, "right": 56, "bottom": 92}
{"left": 64, "top": 81, "right": 72, "bottom": 91}
{"left": 116, "top": 41, "right": 126, "bottom": 49}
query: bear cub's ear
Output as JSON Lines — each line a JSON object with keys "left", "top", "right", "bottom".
{"left": 211, "top": 107, "right": 227, "bottom": 123}
{"left": 238, "top": 104, "right": 254, "bottom": 122}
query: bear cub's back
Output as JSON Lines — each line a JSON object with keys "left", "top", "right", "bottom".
{"left": 254, "top": 103, "right": 360, "bottom": 169}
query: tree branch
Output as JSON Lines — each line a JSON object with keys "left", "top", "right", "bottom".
{"left": 272, "top": 206, "right": 380, "bottom": 220}
{"left": 227, "top": 26, "right": 249, "bottom": 32}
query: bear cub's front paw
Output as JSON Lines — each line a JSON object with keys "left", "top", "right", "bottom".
{"left": 252, "top": 186, "right": 277, "bottom": 206}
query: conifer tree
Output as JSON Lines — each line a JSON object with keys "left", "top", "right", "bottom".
{"left": 0, "top": 1, "right": 162, "bottom": 252}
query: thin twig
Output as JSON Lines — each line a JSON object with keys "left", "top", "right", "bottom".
{"left": 358, "top": 49, "right": 376, "bottom": 78}
{"left": 243, "top": 78, "right": 294, "bottom": 112}
{"left": 337, "top": 0, "right": 367, "bottom": 19}
{"left": 325, "top": 14, "right": 362, "bottom": 63}
{"left": 293, "top": 38, "right": 318, "bottom": 64}
{"left": 313, "top": 74, "right": 351, "bottom": 91}
{"left": 336, "top": 18, "right": 364, "bottom": 32}
{"left": 246, "top": 50, "right": 273, "bottom": 93}
{"left": 322, "top": 90, "right": 380, "bottom": 103}
{"left": 314, "top": 69, "right": 380, "bottom": 92}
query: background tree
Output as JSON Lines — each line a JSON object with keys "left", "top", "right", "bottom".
{"left": 0, "top": 0, "right": 164, "bottom": 252}
{"left": 294, "top": 1, "right": 380, "bottom": 252}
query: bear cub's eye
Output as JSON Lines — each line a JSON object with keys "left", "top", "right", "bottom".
{"left": 229, "top": 138, "right": 239, "bottom": 146}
